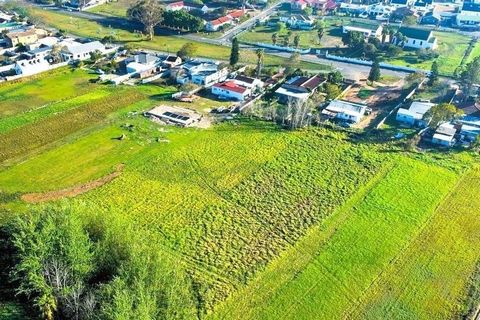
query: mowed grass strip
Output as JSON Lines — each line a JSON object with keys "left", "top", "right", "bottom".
{"left": 0, "top": 67, "right": 97, "bottom": 118}
{"left": 349, "top": 166, "right": 480, "bottom": 320}
{"left": 0, "top": 89, "right": 144, "bottom": 163}
{"left": 0, "top": 89, "right": 113, "bottom": 134}
{"left": 210, "top": 156, "right": 459, "bottom": 320}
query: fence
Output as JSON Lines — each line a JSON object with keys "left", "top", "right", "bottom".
{"left": 324, "top": 51, "right": 431, "bottom": 75}
{"left": 249, "top": 42, "right": 311, "bottom": 54}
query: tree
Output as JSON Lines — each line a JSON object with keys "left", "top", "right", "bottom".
{"left": 426, "top": 103, "right": 463, "bottom": 128}
{"left": 428, "top": 60, "right": 439, "bottom": 86}
{"left": 363, "top": 43, "right": 377, "bottom": 59}
{"left": 272, "top": 32, "right": 278, "bottom": 45}
{"left": 460, "top": 56, "right": 480, "bottom": 97}
{"left": 328, "top": 70, "right": 343, "bottom": 84}
{"left": 324, "top": 83, "right": 341, "bottom": 100}
{"left": 317, "top": 25, "right": 325, "bottom": 44}
{"left": 11, "top": 209, "right": 95, "bottom": 320}
{"left": 403, "top": 15, "right": 417, "bottom": 26}
{"left": 283, "top": 34, "right": 291, "bottom": 47}
{"left": 230, "top": 37, "right": 239, "bottom": 66}
{"left": 368, "top": 59, "right": 381, "bottom": 82}
{"left": 177, "top": 42, "right": 198, "bottom": 60}
{"left": 275, "top": 22, "right": 286, "bottom": 32}
{"left": 342, "top": 31, "right": 365, "bottom": 49}
{"left": 255, "top": 48, "right": 264, "bottom": 78}
{"left": 162, "top": 10, "right": 204, "bottom": 32}
{"left": 303, "top": 7, "right": 313, "bottom": 16}
{"left": 127, "top": 0, "right": 164, "bottom": 41}
{"left": 293, "top": 34, "right": 301, "bottom": 48}
{"left": 89, "top": 50, "right": 103, "bottom": 65}
{"left": 381, "top": 26, "right": 389, "bottom": 44}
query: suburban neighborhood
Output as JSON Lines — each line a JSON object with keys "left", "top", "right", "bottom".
{"left": 0, "top": 0, "right": 479, "bottom": 319}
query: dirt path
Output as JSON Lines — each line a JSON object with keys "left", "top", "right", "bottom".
{"left": 21, "top": 164, "right": 124, "bottom": 203}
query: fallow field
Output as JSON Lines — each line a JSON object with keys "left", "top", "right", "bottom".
{"left": 0, "top": 67, "right": 479, "bottom": 318}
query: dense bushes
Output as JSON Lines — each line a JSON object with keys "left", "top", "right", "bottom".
{"left": 7, "top": 207, "right": 197, "bottom": 320}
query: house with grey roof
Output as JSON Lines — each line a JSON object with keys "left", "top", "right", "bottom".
{"left": 394, "top": 26, "right": 437, "bottom": 49}
{"left": 61, "top": 40, "right": 107, "bottom": 62}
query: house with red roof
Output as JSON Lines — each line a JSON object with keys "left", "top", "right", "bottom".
{"left": 206, "top": 16, "right": 232, "bottom": 31}
{"left": 166, "top": 1, "right": 185, "bottom": 11}
{"left": 212, "top": 80, "right": 252, "bottom": 101}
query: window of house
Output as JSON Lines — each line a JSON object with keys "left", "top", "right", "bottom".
{"left": 412, "top": 40, "right": 416, "bottom": 44}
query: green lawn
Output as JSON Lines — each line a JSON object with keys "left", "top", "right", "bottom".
{"left": 385, "top": 31, "right": 470, "bottom": 75}
{"left": 87, "top": 0, "right": 130, "bottom": 17}
{"left": 0, "top": 67, "right": 97, "bottom": 118}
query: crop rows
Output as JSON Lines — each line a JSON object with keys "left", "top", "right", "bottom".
{"left": 0, "top": 90, "right": 144, "bottom": 163}
{"left": 73, "top": 126, "right": 385, "bottom": 312}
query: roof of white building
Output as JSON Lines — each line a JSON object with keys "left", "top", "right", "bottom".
{"left": 325, "top": 100, "right": 367, "bottom": 117}
{"left": 64, "top": 41, "right": 105, "bottom": 55}
{"left": 15, "top": 58, "right": 50, "bottom": 75}
{"left": 397, "top": 101, "right": 434, "bottom": 119}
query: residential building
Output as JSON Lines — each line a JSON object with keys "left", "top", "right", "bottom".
{"left": 342, "top": 22, "right": 383, "bottom": 39}
{"left": 175, "top": 59, "right": 228, "bottom": 86}
{"left": 421, "top": 11, "right": 442, "bottom": 25}
{"left": 124, "top": 52, "right": 161, "bottom": 78}
{"left": 162, "top": 55, "right": 182, "bottom": 68}
{"left": 322, "top": 99, "right": 368, "bottom": 123}
{"left": 396, "top": 101, "right": 434, "bottom": 127}
{"left": 61, "top": 40, "right": 106, "bottom": 61}
{"left": 206, "top": 16, "right": 232, "bottom": 31}
{"left": 456, "top": 2, "right": 480, "bottom": 27}
{"left": 212, "top": 80, "right": 251, "bottom": 100}
{"left": 394, "top": 26, "right": 438, "bottom": 49}
{"left": 275, "top": 74, "right": 326, "bottom": 104}
{"left": 291, "top": 0, "right": 308, "bottom": 10}
{"left": 14, "top": 58, "right": 50, "bottom": 76}
{"left": 456, "top": 117, "right": 480, "bottom": 141}
{"left": 432, "top": 122, "right": 456, "bottom": 146}
{"left": 233, "top": 75, "right": 264, "bottom": 91}
{"left": 280, "top": 15, "right": 315, "bottom": 30}
{"left": 390, "top": 0, "right": 414, "bottom": 8}
{"left": 5, "top": 28, "right": 38, "bottom": 47}
{"left": 165, "top": 1, "right": 185, "bottom": 11}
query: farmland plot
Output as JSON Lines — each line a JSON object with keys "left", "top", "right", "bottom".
{"left": 66, "top": 127, "right": 385, "bottom": 311}
{"left": 0, "top": 68, "right": 97, "bottom": 117}
{"left": 350, "top": 166, "right": 480, "bottom": 320}
{"left": 211, "top": 156, "right": 461, "bottom": 319}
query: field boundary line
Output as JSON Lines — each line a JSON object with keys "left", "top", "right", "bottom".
{"left": 343, "top": 166, "right": 474, "bottom": 320}
{"left": 220, "top": 161, "right": 394, "bottom": 320}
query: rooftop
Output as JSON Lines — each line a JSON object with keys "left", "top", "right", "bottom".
{"left": 213, "top": 81, "right": 248, "bottom": 94}
{"left": 398, "top": 26, "right": 432, "bottom": 40}
{"left": 344, "top": 21, "right": 381, "bottom": 32}
{"left": 325, "top": 99, "right": 368, "bottom": 117}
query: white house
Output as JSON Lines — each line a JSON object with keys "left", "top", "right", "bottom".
{"left": 15, "top": 58, "right": 50, "bottom": 76}
{"left": 432, "top": 122, "right": 457, "bottom": 146}
{"left": 343, "top": 22, "right": 383, "bottom": 39}
{"left": 211, "top": 81, "right": 251, "bottom": 101}
{"left": 395, "top": 27, "right": 437, "bottom": 49}
{"left": 206, "top": 16, "right": 232, "bottom": 32}
{"left": 390, "top": 0, "right": 414, "bottom": 8}
{"left": 275, "top": 74, "right": 326, "bottom": 104}
{"left": 322, "top": 99, "right": 369, "bottom": 123}
{"left": 456, "top": 117, "right": 480, "bottom": 141}
{"left": 176, "top": 59, "right": 228, "bottom": 86}
{"left": 456, "top": 2, "right": 480, "bottom": 27}
{"left": 280, "top": 15, "right": 315, "bottom": 30}
{"left": 233, "top": 75, "right": 264, "bottom": 91}
{"left": 61, "top": 40, "right": 106, "bottom": 61}
{"left": 396, "top": 101, "right": 434, "bottom": 127}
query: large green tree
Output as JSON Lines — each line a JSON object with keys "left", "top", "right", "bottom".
{"left": 342, "top": 31, "right": 365, "bottom": 49}
{"left": 368, "top": 59, "right": 381, "bottom": 82}
{"left": 230, "top": 37, "right": 239, "bottom": 66}
{"left": 429, "top": 60, "right": 439, "bottom": 86}
{"left": 460, "top": 56, "right": 480, "bottom": 97}
{"left": 426, "top": 103, "right": 463, "bottom": 128}
{"left": 127, "top": 0, "right": 164, "bottom": 40}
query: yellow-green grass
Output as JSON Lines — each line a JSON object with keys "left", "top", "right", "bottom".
{"left": 350, "top": 166, "right": 480, "bottom": 319}
{"left": 0, "top": 88, "right": 145, "bottom": 164}
{"left": 0, "top": 125, "right": 145, "bottom": 193}
{"left": 0, "top": 67, "right": 97, "bottom": 118}
{"left": 27, "top": 8, "right": 328, "bottom": 70}
{"left": 210, "top": 156, "right": 461, "bottom": 319}
{"left": 467, "top": 40, "right": 480, "bottom": 63}
{"left": 87, "top": 0, "right": 130, "bottom": 17}
{"left": 386, "top": 31, "right": 471, "bottom": 76}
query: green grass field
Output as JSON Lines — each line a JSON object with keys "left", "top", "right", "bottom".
{"left": 0, "top": 14, "right": 479, "bottom": 318}
{"left": 87, "top": 0, "right": 130, "bottom": 17}
{"left": 0, "top": 67, "right": 97, "bottom": 118}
